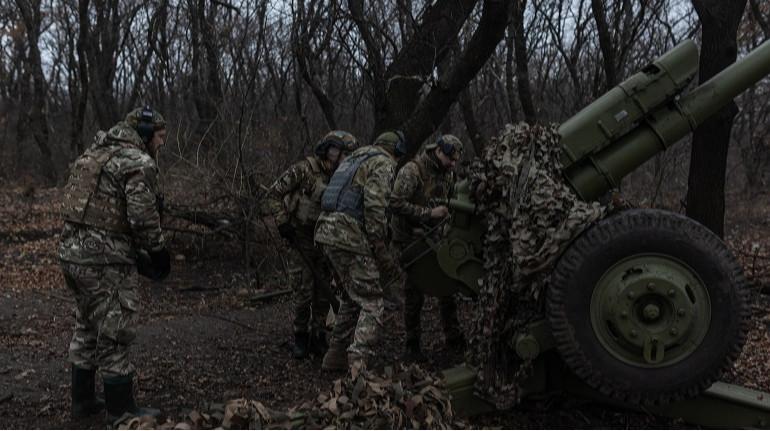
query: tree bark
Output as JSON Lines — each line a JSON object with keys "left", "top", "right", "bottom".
{"left": 402, "top": 0, "right": 513, "bottom": 154}
{"left": 511, "top": 0, "right": 536, "bottom": 123}
{"left": 685, "top": 0, "right": 748, "bottom": 237}
{"left": 591, "top": 0, "right": 619, "bottom": 89}
{"left": 15, "top": 0, "right": 57, "bottom": 184}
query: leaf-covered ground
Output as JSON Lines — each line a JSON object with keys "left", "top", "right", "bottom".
{"left": 0, "top": 186, "right": 768, "bottom": 429}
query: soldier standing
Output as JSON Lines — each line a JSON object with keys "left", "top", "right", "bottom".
{"left": 60, "top": 107, "right": 170, "bottom": 422}
{"left": 390, "top": 135, "right": 466, "bottom": 362}
{"left": 265, "top": 131, "right": 358, "bottom": 359}
{"left": 315, "top": 131, "right": 407, "bottom": 371}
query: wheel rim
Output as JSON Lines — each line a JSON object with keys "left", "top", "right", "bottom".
{"left": 590, "top": 254, "right": 711, "bottom": 368}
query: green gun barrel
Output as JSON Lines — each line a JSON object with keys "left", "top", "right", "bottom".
{"left": 562, "top": 39, "right": 770, "bottom": 201}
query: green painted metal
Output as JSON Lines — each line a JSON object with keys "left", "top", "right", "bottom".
{"left": 403, "top": 179, "right": 484, "bottom": 297}
{"left": 651, "top": 381, "right": 770, "bottom": 428}
{"left": 561, "top": 39, "right": 770, "bottom": 201}
{"left": 590, "top": 254, "right": 710, "bottom": 367}
{"left": 560, "top": 40, "right": 698, "bottom": 167}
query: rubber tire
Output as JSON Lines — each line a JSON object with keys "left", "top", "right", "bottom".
{"left": 547, "top": 209, "right": 750, "bottom": 405}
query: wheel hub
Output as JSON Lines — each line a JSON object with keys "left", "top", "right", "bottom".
{"left": 591, "top": 254, "right": 711, "bottom": 367}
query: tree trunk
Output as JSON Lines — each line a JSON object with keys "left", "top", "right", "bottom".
{"left": 591, "top": 0, "right": 619, "bottom": 89}
{"left": 15, "top": 0, "right": 57, "bottom": 184}
{"left": 511, "top": 0, "right": 536, "bottom": 123}
{"left": 685, "top": 0, "right": 748, "bottom": 237}
{"left": 402, "top": 0, "right": 513, "bottom": 154}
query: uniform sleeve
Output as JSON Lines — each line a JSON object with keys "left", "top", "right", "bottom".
{"left": 123, "top": 153, "right": 165, "bottom": 252}
{"left": 362, "top": 158, "right": 395, "bottom": 243}
{"left": 389, "top": 162, "right": 432, "bottom": 224}
{"left": 264, "top": 161, "right": 308, "bottom": 226}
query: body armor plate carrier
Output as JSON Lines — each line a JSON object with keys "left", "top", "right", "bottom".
{"left": 321, "top": 151, "right": 385, "bottom": 222}
{"left": 61, "top": 133, "right": 132, "bottom": 233}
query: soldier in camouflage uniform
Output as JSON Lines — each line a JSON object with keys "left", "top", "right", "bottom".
{"left": 265, "top": 131, "right": 359, "bottom": 359}
{"left": 315, "top": 131, "right": 408, "bottom": 371}
{"left": 390, "top": 135, "right": 466, "bottom": 362}
{"left": 59, "top": 107, "right": 170, "bottom": 422}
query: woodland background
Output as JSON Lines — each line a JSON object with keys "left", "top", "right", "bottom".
{"left": 2, "top": 0, "right": 770, "bottom": 428}
{"left": 0, "top": 0, "right": 768, "bottom": 238}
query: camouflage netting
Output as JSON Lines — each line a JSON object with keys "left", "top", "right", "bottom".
{"left": 114, "top": 363, "right": 464, "bottom": 430}
{"left": 466, "top": 122, "right": 608, "bottom": 409}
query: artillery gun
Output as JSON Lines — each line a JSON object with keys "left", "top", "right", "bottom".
{"left": 405, "top": 39, "right": 770, "bottom": 427}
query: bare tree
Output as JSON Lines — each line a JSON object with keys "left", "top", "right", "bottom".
{"left": 685, "top": 0, "right": 749, "bottom": 237}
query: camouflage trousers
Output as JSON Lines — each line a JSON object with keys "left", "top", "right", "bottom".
{"left": 61, "top": 262, "right": 139, "bottom": 378}
{"left": 321, "top": 245, "right": 383, "bottom": 359}
{"left": 404, "top": 279, "right": 461, "bottom": 344}
{"left": 288, "top": 233, "right": 335, "bottom": 334}
{"left": 396, "top": 242, "right": 461, "bottom": 345}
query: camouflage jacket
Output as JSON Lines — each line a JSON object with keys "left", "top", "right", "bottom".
{"left": 59, "top": 122, "right": 165, "bottom": 265}
{"left": 264, "top": 155, "right": 329, "bottom": 231}
{"left": 390, "top": 150, "right": 455, "bottom": 243}
{"left": 314, "top": 145, "right": 395, "bottom": 255}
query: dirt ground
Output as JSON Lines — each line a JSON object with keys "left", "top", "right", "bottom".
{"left": 1, "top": 186, "right": 769, "bottom": 429}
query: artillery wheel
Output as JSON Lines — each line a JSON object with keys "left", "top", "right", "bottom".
{"left": 547, "top": 209, "right": 750, "bottom": 405}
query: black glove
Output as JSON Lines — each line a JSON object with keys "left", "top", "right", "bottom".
{"left": 136, "top": 247, "right": 171, "bottom": 281}
{"left": 277, "top": 222, "right": 296, "bottom": 242}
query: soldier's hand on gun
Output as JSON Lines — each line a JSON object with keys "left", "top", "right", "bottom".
{"left": 429, "top": 205, "right": 449, "bottom": 219}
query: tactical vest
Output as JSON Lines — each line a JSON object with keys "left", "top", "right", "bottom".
{"left": 321, "top": 150, "right": 386, "bottom": 222}
{"left": 61, "top": 132, "right": 132, "bottom": 233}
{"left": 293, "top": 156, "right": 327, "bottom": 226}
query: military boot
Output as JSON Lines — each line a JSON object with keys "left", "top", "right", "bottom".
{"left": 292, "top": 332, "right": 310, "bottom": 359}
{"left": 321, "top": 343, "right": 348, "bottom": 371}
{"left": 71, "top": 366, "right": 105, "bottom": 419}
{"left": 403, "top": 339, "right": 427, "bottom": 363}
{"left": 103, "top": 374, "right": 160, "bottom": 426}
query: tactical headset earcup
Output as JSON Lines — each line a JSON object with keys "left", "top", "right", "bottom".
{"left": 136, "top": 107, "right": 155, "bottom": 143}
{"left": 394, "top": 131, "right": 408, "bottom": 157}
{"left": 437, "top": 136, "right": 453, "bottom": 156}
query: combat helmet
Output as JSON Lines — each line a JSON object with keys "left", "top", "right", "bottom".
{"left": 373, "top": 130, "right": 408, "bottom": 157}
{"left": 315, "top": 130, "right": 358, "bottom": 158}
{"left": 125, "top": 107, "right": 167, "bottom": 143}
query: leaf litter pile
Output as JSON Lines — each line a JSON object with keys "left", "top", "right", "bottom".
{"left": 112, "top": 362, "right": 464, "bottom": 429}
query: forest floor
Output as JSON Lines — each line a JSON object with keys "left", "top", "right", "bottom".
{"left": 1, "top": 185, "right": 769, "bottom": 429}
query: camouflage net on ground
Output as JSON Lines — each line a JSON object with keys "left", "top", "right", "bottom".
{"left": 114, "top": 363, "right": 463, "bottom": 430}
{"left": 466, "top": 122, "right": 608, "bottom": 409}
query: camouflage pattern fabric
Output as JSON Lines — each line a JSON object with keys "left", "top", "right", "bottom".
{"left": 315, "top": 144, "right": 401, "bottom": 361}
{"left": 264, "top": 156, "right": 329, "bottom": 229}
{"left": 62, "top": 262, "right": 139, "bottom": 378}
{"left": 390, "top": 149, "right": 462, "bottom": 344}
{"left": 112, "top": 363, "right": 463, "bottom": 429}
{"left": 59, "top": 121, "right": 164, "bottom": 380}
{"left": 321, "top": 245, "right": 383, "bottom": 360}
{"left": 264, "top": 155, "right": 335, "bottom": 334}
{"left": 289, "top": 231, "right": 335, "bottom": 334}
{"left": 59, "top": 122, "right": 165, "bottom": 265}
{"left": 389, "top": 150, "right": 455, "bottom": 243}
{"left": 314, "top": 145, "right": 396, "bottom": 258}
{"left": 403, "top": 276, "right": 461, "bottom": 345}
{"left": 466, "top": 122, "right": 607, "bottom": 409}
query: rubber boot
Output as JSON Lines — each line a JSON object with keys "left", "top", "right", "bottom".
{"left": 292, "top": 332, "right": 310, "bottom": 359}
{"left": 71, "top": 366, "right": 105, "bottom": 419}
{"left": 321, "top": 343, "right": 348, "bottom": 371}
{"left": 308, "top": 328, "right": 329, "bottom": 356}
{"left": 403, "top": 339, "right": 427, "bottom": 363}
{"left": 103, "top": 374, "right": 160, "bottom": 426}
